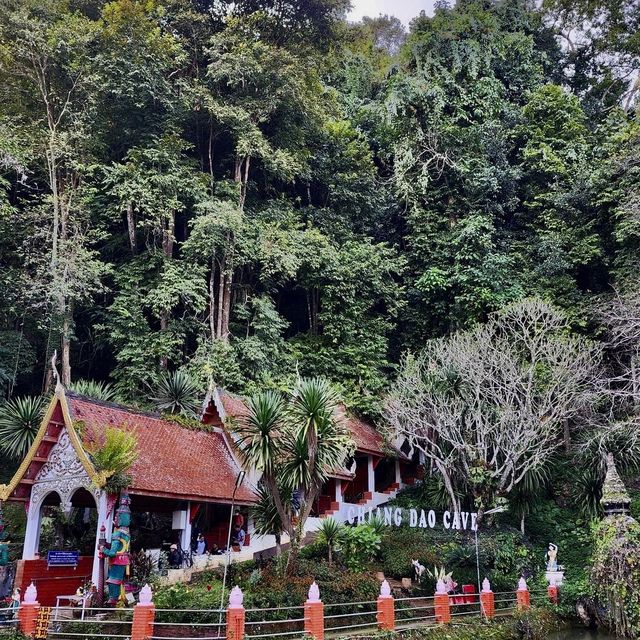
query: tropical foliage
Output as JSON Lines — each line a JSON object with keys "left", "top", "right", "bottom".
{"left": 85, "top": 425, "right": 139, "bottom": 491}
{"left": 236, "top": 377, "right": 353, "bottom": 565}
{"left": 0, "top": 396, "right": 47, "bottom": 459}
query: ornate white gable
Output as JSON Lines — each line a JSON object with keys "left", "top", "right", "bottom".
{"left": 29, "top": 429, "right": 99, "bottom": 514}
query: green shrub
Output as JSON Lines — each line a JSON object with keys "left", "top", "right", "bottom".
{"left": 339, "top": 524, "right": 381, "bottom": 571}
{"left": 379, "top": 527, "right": 443, "bottom": 580}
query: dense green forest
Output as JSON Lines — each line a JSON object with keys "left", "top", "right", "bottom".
{"left": 1, "top": 0, "right": 639, "bottom": 422}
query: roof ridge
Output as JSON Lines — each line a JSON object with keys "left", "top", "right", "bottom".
{"left": 65, "top": 390, "right": 181, "bottom": 424}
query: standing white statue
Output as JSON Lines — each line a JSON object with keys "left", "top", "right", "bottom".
{"left": 546, "top": 543, "right": 558, "bottom": 572}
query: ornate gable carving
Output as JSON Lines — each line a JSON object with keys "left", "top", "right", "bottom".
{"left": 30, "top": 429, "right": 99, "bottom": 514}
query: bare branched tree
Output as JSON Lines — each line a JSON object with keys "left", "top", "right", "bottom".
{"left": 385, "top": 299, "right": 603, "bottom": 520}
{"left": 588, "top": 286, "right": 640, "bottom": 471}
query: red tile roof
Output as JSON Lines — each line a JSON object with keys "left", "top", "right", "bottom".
{"left": 218, "top": 390, "right": 386, "bottom": 457}
{"left": 340, "top": 409, "right": 386, "bottom": 457}
{"left": 218, "top": 389, "right": 249, "bottom": 420}
{"left": 67, "top": 393, "right": 255, "bottom": 504}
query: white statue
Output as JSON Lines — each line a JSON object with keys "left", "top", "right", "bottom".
{"left": 411, "top": 559, "right": 426, "bottom": 582}
{"left": 546, "top": 543, "right": 558, "bottom": 572}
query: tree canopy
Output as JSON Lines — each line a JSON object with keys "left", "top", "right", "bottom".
{"left": 0, "top": 0, "right": 639, "bottom": 424}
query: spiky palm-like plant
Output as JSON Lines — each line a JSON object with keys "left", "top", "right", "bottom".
{"left": 316, "top": 518, "right": 346, "bottom": 565}
{"left": 0, "top": 396, "right": 47, "bottom": 459}
{"left": 508, "top": 465, "right": 550, "bottom": 533}
{"left": 251, "top": 482, "right": 292, "bottom": 556}
{"left": 236, "top": 378, "right": 353, "bottom": 571}
{"left": 69, "top": 379, "right": 119, "bottom": 403}
{"left": 150, "top": 371, "right": 201, "bottom": 417}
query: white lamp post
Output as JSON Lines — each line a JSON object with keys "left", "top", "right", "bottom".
{"left": 474, "top": 506, "right": 507, "bottom": 597}
{"left": 218, "top": 470, "right": 247, "bottom": 633}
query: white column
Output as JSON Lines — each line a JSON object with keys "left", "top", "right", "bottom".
{"left": 367, "top": 456, "right": 375, "bottom": 495}
{"left": 91, "top": 491, "right": 109, "bottom": 586}
{"left": 181, "top": 502, "right": 193, "bottom": 551}
{"left": 22, "top": 501, "right": 41, "bottom": 560}
{"left": 395, "top": 459, "right": 402, "bottom": 485}
{"left": 246, "top": 512, "right": 255, "bottom": 547}
{"left": 334, "top": 479, "right": 342, "bottom": 503}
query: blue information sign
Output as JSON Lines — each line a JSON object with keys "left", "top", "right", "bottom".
{"left": 47, "top": 550, "right": 79, "bottom": 567}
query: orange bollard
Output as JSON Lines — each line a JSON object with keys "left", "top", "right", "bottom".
{"left": 480, "top": 579, "right": 495, "bottom": 619}
{"left": 376, "top": 580, "right": 395, "bottom": 631}
{"left": 516, "top": 578, "right": 530, "bottom": 611}
{"left": 304, "top": 582, "right": 324, "bottom": 640}
{"left": 434, "top": 580, "right": 451, "bottom": 624}
{"left": 17, "top": 583, "right": 39, "bottom": 638}
{"left": 132, "top": 584, "right": 155, "bottom": 640}
{"left": 227, "top": 586, "right": 246, "bottom": 640}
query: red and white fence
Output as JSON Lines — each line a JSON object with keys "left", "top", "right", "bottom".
{"left": 7, "top": 577, "right": 559, "bottom": 640}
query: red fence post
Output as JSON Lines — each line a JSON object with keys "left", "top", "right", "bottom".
{"left": 304, "top": 582, "right": 324, "bottom": 640}
{"left": 516, "top": 578, "right": 531, "bottom": 611}
{"left": 376, "top": 580, "right": 395, "bottom": 631}
{"left": 480, "top": 579, "right": 495, "bottom": 619}
{"left": 227, "top": 586, "right": 246, "bottom": 640}
{"left": 434, "top": 580, "right": 451, "bottom": 624}
{"left": 131, "top": 584, "right": 155, "bottom": 640}
{"left": 548, "top": 582, "right": 559, "bottom": 605}
{"left": 17, "top": 582, "right": 40, "bottom": 637}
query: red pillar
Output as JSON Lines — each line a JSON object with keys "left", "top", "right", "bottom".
{"left": 376, "top": 580, "right": 395, "bottom": 631}
{"left": 548, "top": 584, "right": 559, "bottom": 605}
{"left": 304, "top": 582, "right": 324, "bottom": 640}
{"left": 131, "top": 585, "right": 155, "bottom": 640}
{"left": 18, "top": 583, "right": 40, "bottom": 638}
{"left": 434, "top": 581, "right": 451, "bottom": 624}
{"left": 227, "top": 586, "right": 246, "bottom": 640}
{"left": 480, "top": 579, "right": 495, "bottom": 619}
{"left": 517, "top": 578, "right": 530, "bottom": 610}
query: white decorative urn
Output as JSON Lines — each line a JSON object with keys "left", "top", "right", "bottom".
{"left": 307, "top": 581, "right": 320, "bottom": 602}
{"left": 138, "top": 584, "right": 153, "bottom": 605}
{"left": 24, "top": 582, "right": 38, "bottom": 604}
{"left": 229, "top": 586, "right": 244, "bottom": 608}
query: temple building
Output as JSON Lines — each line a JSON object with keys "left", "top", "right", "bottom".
{"left": 0, "top": 385, "right": 417, "bottom": 604}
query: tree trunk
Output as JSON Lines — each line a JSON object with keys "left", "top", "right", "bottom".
{"left": 216, "top": 255, "right": 226, "bottom": 339}
{"left": 61, "top": 301, "right": 73, "bottom": 387}
{"left": 126, "top": 202, "right": 137, "bottom": 254}
{"left": 159, "top": 311, "right": 169, "bottom": 370}
{"left": 209, "top": 257, "right": 216, "bottom": 339}
{"left": 163, "top": 211, "right": 175, "bottom": 259}
{"left": 221, "top": 269, "right": 232, "bottom": 342}
{"left": 520, "top": 512, "right": 525, "bottom": 536}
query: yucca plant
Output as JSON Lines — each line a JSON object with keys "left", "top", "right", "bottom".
{"left": 251, "top": 482, "right": 292, "bottom": 556}
{"left": 570, "top": 469, "right": 604, "bottom": 519}
{"left": 236, "top": 377, "right": 353, "bottom": 571}
{"left": 316, "top": 518, "right": 346, "bottom": 565}
{"left": 149, "top": 371, "right": 201, "bottom": 417}
{"left": 0, "top": 396, "right": 47, "bottom": 459}
{"left": 69, "top": 379, "right": 119, "bottom": 403}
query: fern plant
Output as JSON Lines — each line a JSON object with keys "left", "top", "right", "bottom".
{"left": 0, "top": 395, "right": 47, "bottom": 459}
{"left": 86, "top": 426, "right": 138, "bottom": 492}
